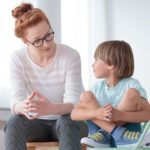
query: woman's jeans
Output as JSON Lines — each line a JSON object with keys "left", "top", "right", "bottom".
{"left": 4, "top": 114, "right": 88, "bottom": 150}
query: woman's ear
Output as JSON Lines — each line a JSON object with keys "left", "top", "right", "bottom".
{"left": 22, "top": 38, "right": 28, "bottom": 45}
{"left": 21, "top": 38, "right": 27, "bottom": 44}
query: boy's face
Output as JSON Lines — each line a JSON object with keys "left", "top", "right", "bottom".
{"left": 92, "top": 58, "right": 112, "bottom": 78}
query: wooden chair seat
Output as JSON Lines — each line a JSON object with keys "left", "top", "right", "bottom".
{"left": 27, "top": 141, "right": 87, "bottom": 150}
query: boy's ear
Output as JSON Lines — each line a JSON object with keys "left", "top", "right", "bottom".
{"left": 108, "top": 65, "right": 115, "bottom": 70}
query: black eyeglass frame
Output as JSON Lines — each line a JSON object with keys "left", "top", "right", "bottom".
{"left": 26, "top": 31, "right": 54, "bottom": 48}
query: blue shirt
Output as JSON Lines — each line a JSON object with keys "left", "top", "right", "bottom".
{"left": 91, "top": 78, "right": 147, "bottom": 107}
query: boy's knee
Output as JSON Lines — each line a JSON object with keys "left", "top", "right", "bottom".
{"left": 80, "top": 91, "right": 95, "bottom": 102}
{"left": 124, "top": 88, "right": 140, "bottom": 101}
{"left": 118, "top": 88, "right": 142, "bottom": 111}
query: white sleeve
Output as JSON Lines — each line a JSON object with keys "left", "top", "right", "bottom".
{"left": 63, "top": 50, "right": 84, "bottom": 105}
{"left": 9, "top": 52, "right": 26, "bottom": 110}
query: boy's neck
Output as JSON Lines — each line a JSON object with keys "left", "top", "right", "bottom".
{"left": 106, "top": 77, "right": 119, "bottom": 87}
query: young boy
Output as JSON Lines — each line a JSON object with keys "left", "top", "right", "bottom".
{"left": 71, "top": 40, "right": 149, "bottom": 148}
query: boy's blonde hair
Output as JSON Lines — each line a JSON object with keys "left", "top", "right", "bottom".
{"left": 94, "top": 40, "right": 134, "bottom": 79}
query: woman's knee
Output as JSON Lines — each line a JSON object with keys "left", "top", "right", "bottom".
{"left": 56, "top": 114, "right": 72, "bottom": 128}
{"left": 6, "top": 115, "right": 23, "bottom": 126}
{"left": 56, "top": 114, "right": 87, "bottom": 138}
{"left": 56, "top": 114, "right": 81, "bottom": 132}
{"left": 4, "top": 115, "right": 28, "bottom": 132}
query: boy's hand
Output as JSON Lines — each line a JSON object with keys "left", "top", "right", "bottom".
{"left": 104, "top": 104, "right": 123, "bottom": 121}
{"left": 94, "top": 104, "right": 113, "bottom": 121}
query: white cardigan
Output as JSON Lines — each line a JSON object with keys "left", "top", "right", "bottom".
{"left": 10, "top": 44, "right": 84, "bottom": 119}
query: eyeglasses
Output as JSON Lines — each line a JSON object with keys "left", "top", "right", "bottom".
{"left": 26, "top": 31, "right": 54, "bottom": 48}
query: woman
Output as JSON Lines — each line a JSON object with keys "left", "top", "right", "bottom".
{"left": 4, "top": 3, "right": 87, "bottom": 150}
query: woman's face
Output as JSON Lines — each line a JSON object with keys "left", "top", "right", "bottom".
{"left": 24, "top": 20, "right": 54, "bottom": 51}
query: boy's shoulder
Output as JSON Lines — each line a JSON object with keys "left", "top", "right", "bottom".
{"left": 122, "top": 77, "right": 141, "bottom": 86}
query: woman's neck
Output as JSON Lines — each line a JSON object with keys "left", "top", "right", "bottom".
{"left": 28, "top": 43, "right": 56, "bottom": 67}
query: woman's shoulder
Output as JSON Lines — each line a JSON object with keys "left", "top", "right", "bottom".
{"left": 56, "top": 43, "right": 80, "bottom": 61}
{"left": 10, "top": 47, "right": 28, "bottom": 65}
{"left": 11, "top": 47, "right": 27, "bottom": 58}
{"left": 57, "top": 43, "right": 79, "bottom": 56}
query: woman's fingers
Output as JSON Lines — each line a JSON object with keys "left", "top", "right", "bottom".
{"left": 27, "top": 91, "right": 36, "bottom": 100}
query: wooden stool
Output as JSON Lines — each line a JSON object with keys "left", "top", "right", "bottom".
{"left": 27, "top": 141, "right": 87, "bottom": 150}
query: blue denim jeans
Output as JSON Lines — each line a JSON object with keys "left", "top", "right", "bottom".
{"left": 86, "top": 120, "right": 141, "bottom": 135}
{"left": 86, "top": 120, "right": 141, "bottom": 147}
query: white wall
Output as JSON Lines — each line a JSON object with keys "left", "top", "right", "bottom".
{"left": 107, "top": 0, "right": 150, "bottom": 100}
{"left": 1, "top": 0, "right": 150, "bottom": 109}
{"left": 0, "top": 0, "right": 61, "bottom": 109}
{"left": 37, "top": 0, "right": 61, "bottom": 43}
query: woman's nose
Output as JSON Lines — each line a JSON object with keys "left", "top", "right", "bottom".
{"left": 42, "top": 40, "right": 49, "bottom": 48}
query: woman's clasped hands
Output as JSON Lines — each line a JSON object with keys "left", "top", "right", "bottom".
{"left": 26, "top": 91, "right": 53, "bottom": 119}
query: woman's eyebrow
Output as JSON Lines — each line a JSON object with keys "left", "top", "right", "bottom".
{"left": 33, "top": 30, "right": 50, "bottom": 41}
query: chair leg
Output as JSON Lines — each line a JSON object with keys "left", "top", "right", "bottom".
{"left": 27, "top": 143, "right": 86, "bottom": 150}
{"left": 27, "top": 146, "right": 36, "bottom": 150}
{"left": 81, "top": 144, "right": 87, "bottom": 150}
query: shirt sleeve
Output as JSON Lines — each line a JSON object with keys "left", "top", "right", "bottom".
{"left": 63, "top": 50, "right": 84, "bottom": 105}
{"left": 9, "top": 52, "right": 27, "bottom": 111}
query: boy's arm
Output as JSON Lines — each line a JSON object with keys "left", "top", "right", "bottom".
{"left": 71, "top": 103, "right": 111, "bottom": 121}
{"left": 110, "top": 100, "right": 150, "bottom": 122}
{"left": 71, "top": 103, "right": 96, "bottom": 120}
